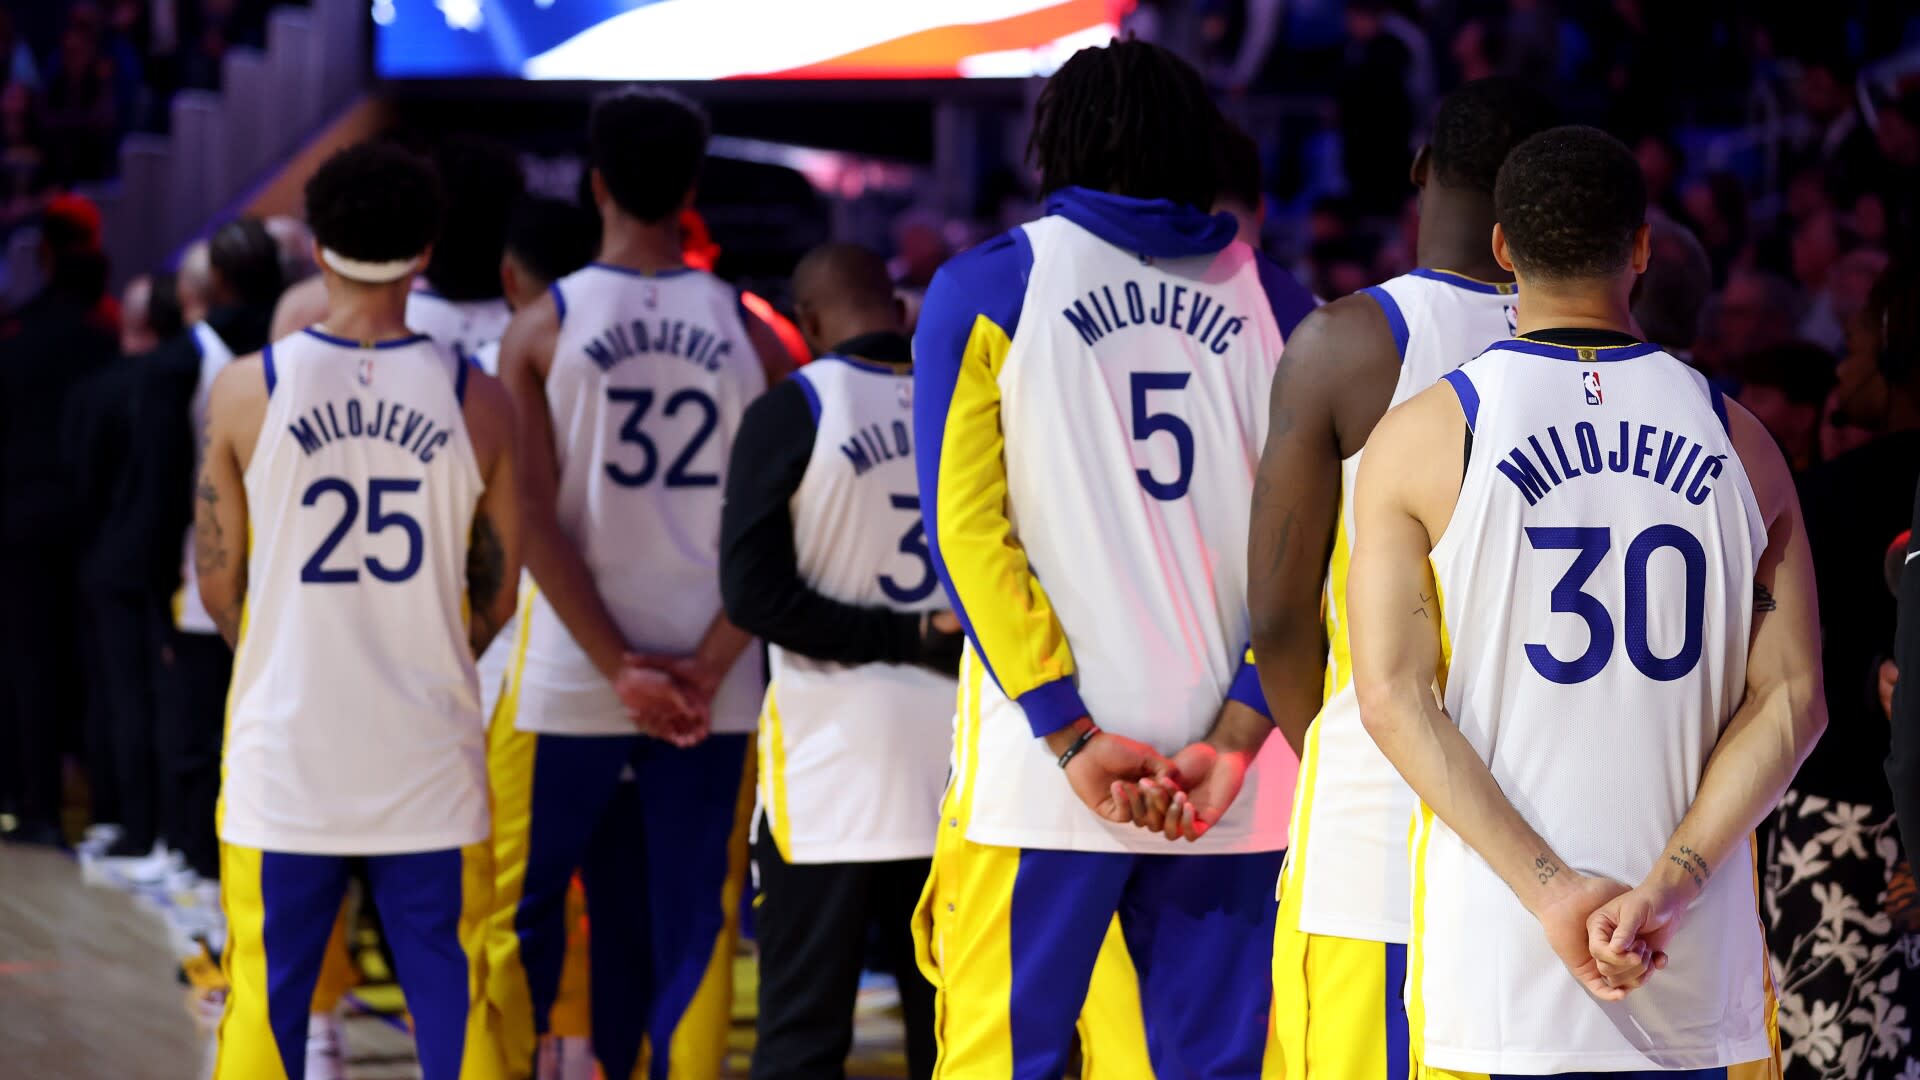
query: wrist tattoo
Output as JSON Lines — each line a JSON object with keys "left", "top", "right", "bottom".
{"left": 1671, "top": 845, "right": 1711, "bottom": 891}
{"left": 1754, "top": 581, "right": 1776, "bottom": 613}
{"left": 1534, "top": 854, "right": 1560, "bottom": 885}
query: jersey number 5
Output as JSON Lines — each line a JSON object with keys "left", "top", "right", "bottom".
{"left": 1524, "top": 524, "right": 1706, "bottom": 684}
{"left": 1131, "top": 371, "right": 1194, "bottom": 500}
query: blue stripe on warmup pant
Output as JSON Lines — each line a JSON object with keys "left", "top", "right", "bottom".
{"left": 1009, "top": 849, "right": 1133, "bottom": 1080}
{"left": 364, "top": 850, "right": 470, "bottom": 1079}
{"left": 1384, "top": 942, "right": 1409, "bottom": 1080}
{"left": 513, "top": 732, "right": 636, "bottom": 1038}
{"left": 1117, "top": 849, "right": 1284, "bottom": 1080}
{"left": 260, "top": 852, "right": 354, "bottom": 1080}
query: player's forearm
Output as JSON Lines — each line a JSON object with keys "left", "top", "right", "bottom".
{"left": 1250, "top": 629, "right": 1322, "bottom": 756}
{"left": 1655, "top": 672, "right": 1826, "bottom": 896}
{"left": 1359, "top": 676, "right": 1570, "bottom": 914}
{"left": 520, "top": 513, "right": 628, "bottom": 683}
{"left": 1205, "top": 697, "right": 1275, "bottom": 759}
{"left": 688, "top": 612, "right": 754, "bottom": 686}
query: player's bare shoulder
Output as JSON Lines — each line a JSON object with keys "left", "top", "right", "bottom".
{"left": 498, "top": 286, "right": 562, "bottom": 381}
{"left": 460, "top": 366, "right": 516, "bottom": 468}
{"left": 1719, "top": 392, "right": 1800, "bottom": 537}
{"left": 1358, "top": 377, "right": 1470, "bottom": 539}
{"left": 1273, "top": 291, "right": 1405, "bottom": 456}
{"left": 207, "top": 352, "right": 271, "bottom": 468}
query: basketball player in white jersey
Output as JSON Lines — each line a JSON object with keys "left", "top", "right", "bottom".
{"left": 485, "top": 89, "right": 791, "bottom": 1080}
{"left": 1348, "top": 125, "right": 1824, "bottom": 1077}
{"left": 911, "top": 41, "right": 1312, "bottom": 1077}
{"left": 406, "top": 137, "right": 524, "bottom": 362}
{"left": 197, "top": 141, "right": 520, "bottom": 1080}
{"left": 1239, "top": 78, "right": 1557, "bottom": 1076}
{"left": 719, "top": 244, "right": 957, "bottom": 1080}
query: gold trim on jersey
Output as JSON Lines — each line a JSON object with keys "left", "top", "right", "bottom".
{"left": 758, "top": 684, "right": 793, "bottom": 860}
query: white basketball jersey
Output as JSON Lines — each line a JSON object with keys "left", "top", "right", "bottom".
{"left": 514, "top": 264, "right": 766, "bottom": 735}
{"left": 175, "top": 321, "right": 238, "bottom": 636}
{"left": 408, "top": 291, "right": 514, "bottom": 718}
{"left": 954, "top": 215, "right": 1291, "bottom": 854}
{"left": 221, "top": 329, "right": 488, "bottom": 855}
{"left": 1287, "top": 269, "right": 1519, "bottom": 942}
{"left": 406, "top": 289, "right": 512, "bottom": 363}
{"left": 1413, "top": 338, "right": 1769, "bottom": 1071}
{"left": 756, "top": 356, "right": 956, "bottom": 863}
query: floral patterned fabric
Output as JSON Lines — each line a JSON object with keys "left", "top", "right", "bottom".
{"left": 1764, "top": 789, "right": 1920, "bottom": 1079}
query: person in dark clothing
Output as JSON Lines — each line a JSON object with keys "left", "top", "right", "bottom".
{"left": 1335, "top": 0, "right": 1416, "bottom": 217}
{"left": 130, "top": 218, "right": 282, "bottom": 882}
{"left": 0, "top": 199, "right": 119, "bottom": 846}
{"left": 1769, "top": 259, "right": 1920, "bottom": 1080}
{"left": 719, "top": 244, "right": 959, "bottom": 1080}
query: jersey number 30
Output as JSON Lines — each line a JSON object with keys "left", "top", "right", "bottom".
{"left": 300, "top": 477, "right": 423, "bottom": 585}
{"left": 1524, "top": 524, "right": 1706, "bottom": 684}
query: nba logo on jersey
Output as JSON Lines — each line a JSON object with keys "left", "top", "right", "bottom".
{"left": 1582, "top": 370, "right": 1603, "bottom": 405}
{"left": 358, "top": 356, "right": 375, "bottom": 387}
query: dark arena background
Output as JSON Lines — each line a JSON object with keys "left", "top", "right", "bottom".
{"left": 1, "top": 2, "right": 1919, "bottom": 1079}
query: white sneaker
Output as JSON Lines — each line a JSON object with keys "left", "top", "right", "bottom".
{"left": 305, "top": 1012, "right": 347, "bottom": 1080}
{"left": 100, "top": 843, "right": 184, "bottom": 889}
{"left": 536, "top": 1035, "right": 595, "bottom": 1080}
{"left": 77, "top": 822, "right": 123, "bottom": 857}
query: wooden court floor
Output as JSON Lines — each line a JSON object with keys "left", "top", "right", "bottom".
{"left": 0, "top": 842, "right": 909, "bottom": 1078}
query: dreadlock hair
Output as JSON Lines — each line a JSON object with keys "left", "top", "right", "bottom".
{"left": 1028, "top": 39, "right": 1223, "bottom": 211}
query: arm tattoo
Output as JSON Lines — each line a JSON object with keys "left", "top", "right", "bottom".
{"left": 193, "top": 477, "right": 226, "bottom": 576}
{"left": 1754, "top": 580, "right": 1777, "bottom": 612}
{"left": 1669, "top": 844, "right": 1711, "bottom": 891}
{"left": 467, "top": 511, "right": 507, "bottom": 654}
{"left": 1249, "top": 471, "right": 1299, "bottom": 580}
{"left": 1534, "top": 854, "right": 1560, "bottom": 885}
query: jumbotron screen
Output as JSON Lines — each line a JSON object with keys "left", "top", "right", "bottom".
{"left": 373, "top": 0, "right": 1126, "bottom": 80}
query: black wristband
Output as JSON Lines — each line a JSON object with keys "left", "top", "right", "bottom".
{"left": 1056, "top": 724, "right": 1100, "bottom": 770}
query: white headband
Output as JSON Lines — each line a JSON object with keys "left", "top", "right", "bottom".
{"left": 320, "top": 247, "right": 422, "bottom": 285}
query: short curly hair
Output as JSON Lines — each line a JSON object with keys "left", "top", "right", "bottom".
{"left": 304, "top": 141, "right": 444, "bottom": 265}
{"left": 1494, "top": 125, "right": 1646, "bottom": 283}
{"left": 590, "top": 89, "right": 709, "bottom": 224}
{"left": 1429, "top": 76, "right": 1557, "bottom": 193}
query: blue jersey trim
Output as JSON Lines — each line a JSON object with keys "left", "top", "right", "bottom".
{"left": 1408, "top": 267, "right": 1517, "bottom": 295}
{"left": 1226, "top": 645, "right": 1271, "bottom": 719}
{"left": 549, "top": 281, "right": 567, "bottom": 325}
{"left": 1017, "top": 677, "right": 1093, "bottom": 739}
{"left": 793, "top": 370, "right": 822, "bottom": 423}
{"left": 1361, "top": 285, "right": 1410, "bottom": 361}
{"left": 262, "top": 343, "right": 277, "bottom": 396}
{"left": 1498, "top": 337, "right": 1662, "bottom": 363}
{"left": 301, "top": 328, "right": 432, "bottom": 350}
{"left": 1710, "top": 385, "right": 1731, "bottom": 434}
{"left": 589, "top": 261, "right": 696, "bottom": 279}
{"left": 454, "top": 346, "right": 472, "bottom": 404}
{"left": 1442, "top": 369, "right": 1479, "bottom": 431}
{"left": 1256, "top": 253, "right": 1317, "bottom": 340}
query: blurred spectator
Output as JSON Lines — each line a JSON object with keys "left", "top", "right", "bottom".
{"left": 1335, "top": 0, "right": 1416, "bottom": 216}
{"left": 0, "top": 194, "right": 118, "bottom": 846}
{"left": 1679, "top": 170, "right": 1751, "bottom": 282}
{"left": 42, "top": 3, "right": 122, "bottom": 186}
{"left": 1450, "top": 17, "right": 1505, "bottom": 84}
{"left": 178, "top": 0, "right": 241, "bottom": 92}
{"left": 889, "top": 207, "right": 950, "bottom": 291}
{"left": 1767, "top": 261, "right": 1920, "bottom": 1078}
{"left": 1634, "top": 133, "right": 1685, "bottom": 221}
{"left": 1631, "top": 211, "right": 1712, "bottom": 359}
{"left": 175, "top": 238, "right": 210, "bottom": 327}
{"left": 263, "top": 214, "right": 316, "bottom": 284}
{"left": 1734, "top": 341, "right": 1836, "bottom": 473}
{"left": 1697, "top": 268, "right": 1802, "bottom": 379}
{"left": 1216, "top": 122, "right": 1265, "bottom": 248}
{"left": 118, "top": 270, "right": 181, "bottom": 354}
{"left": 0, "top": 9, "right": 42, "bottom": 90}
{"left": 1791, "top": 210, "right": 1848, "bottom": 349}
